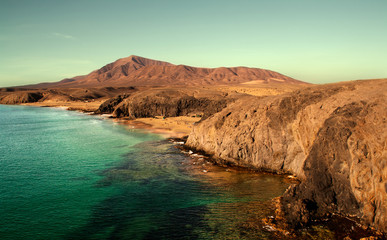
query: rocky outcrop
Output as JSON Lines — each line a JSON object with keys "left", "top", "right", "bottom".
{"left": 0, "top": 87, "right": 137, "bottom": 106}
{"left": 107, "top": 89, "right": 232, "bottom": 119}
{"left": 186, "top": 79, "right": 387, "bottom": 232}
{"left": 0, "top": 91, "right": 43, "bottom": 104}
{"left": 95, "top": 94, "right": 131, "bottom": 114}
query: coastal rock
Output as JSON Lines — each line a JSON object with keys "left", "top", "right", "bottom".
{"left": 111, "top": 89, "right": 232, "bottom": 119}
{"left": 95, "top": 94, "right": 131, "bottom": 114}
{"left": 0, "top": 91, "right": 43, "bottom": 104}
{"left": 0, "top": 87, "right": 137, "bottom": 107}
{"left": 186, "top": 79, "right": 387, "bottom": 232}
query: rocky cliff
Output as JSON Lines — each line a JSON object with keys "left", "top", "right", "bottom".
{"left": 97, "top": 88, "right": 235, "bottom": 120}
{"left": 186, "top": 79, "right": 387, "bottom": 232}
{"left": 0, "top": 87, "right": 136, "bottom": 105}
{"left": 0, "top": 91, "right": 44, "bottom": 104}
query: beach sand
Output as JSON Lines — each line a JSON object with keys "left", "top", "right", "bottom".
{"left": 22, "top": 99, "right": 107, "bottom": 112}
{"left": 21, "top": 100, "right": 199, "bottom": 138}
{"left": 118, "top": 116, "right": 201, "bottom": 138}
{"left": 17, "top": 83, "right": 301, "bottom": 138}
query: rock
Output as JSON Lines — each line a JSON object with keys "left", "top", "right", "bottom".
{"left": 0, "top": 91, "right": 43, "bottom": 104}
{"left": 0, "top": 87, "right": 136, "bottom": 106}
{"left": 95, "top": 94, "right": 130, "bottom": 114}
{"left": 111, "top": 89, "right": 231, "bottom": 119}
{"left": 186, "top": 79, "right": 387, "bottom": 232}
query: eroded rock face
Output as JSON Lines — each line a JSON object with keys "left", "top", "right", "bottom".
{"left": 0, "top": 92, "right": 43, "bottom": 104}
{"left": 0, "top": 87, "right": 136, "bottom": 105}
{"left": 107, "top": 89, "right": 232, "bottom": 119}
{"left": 281, "top": 100, "right": 386, "bottom": 229}
{"left": 186, "top": 79, "right": 387, "bottom": 232}
{"left": 95, "top": 94, "right": 131, "bottom": 114}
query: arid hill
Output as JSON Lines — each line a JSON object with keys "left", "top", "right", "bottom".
{"left": 23, "top": 55, "right": 305, "bottom": 88}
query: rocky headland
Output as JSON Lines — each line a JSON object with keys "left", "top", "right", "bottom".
{"left": 186, "top": 79, "right": 387, "bottom": 234}
{"left": 97, "top": 88, "right": 238, "bottom": 119}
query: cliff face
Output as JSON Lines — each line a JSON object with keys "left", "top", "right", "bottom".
{"left": 0, "top": 87, "right": 137, "bottom": 105}
{"left": 97, "top": 89, "right": 234, "bottom": 120}
{"left": 186, "top": 79, "right": 387, "bottom": 232}
{"left": 0, "top": 92, "right": 43, "bottom": 104}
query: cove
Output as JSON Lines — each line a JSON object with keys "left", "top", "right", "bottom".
{"left": 0, "top": 105, "right": 290, "bottom": 239}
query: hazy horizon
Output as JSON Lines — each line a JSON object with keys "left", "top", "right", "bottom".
{"left": 1, "top": 0, "right": 386, "bottom": 87}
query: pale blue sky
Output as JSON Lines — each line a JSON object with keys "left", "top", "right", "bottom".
{"left": 1, "top": 0, "right": 386, "bottom": 87}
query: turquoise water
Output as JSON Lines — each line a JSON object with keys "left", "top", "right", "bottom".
{"left": 0, "top": 105, "right": 290, "bottom": 239}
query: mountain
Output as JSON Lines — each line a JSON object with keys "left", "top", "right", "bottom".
{"left": 27, "top": 55, "right": 306, "bottom": 88}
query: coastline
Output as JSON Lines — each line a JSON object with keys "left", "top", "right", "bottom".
{"left": 21, "top": 100, "right": 106, "bottom": 112}
{"left": 15, "top": 102, "right": 298, "bottom": 178}
{"left": 4, "top": 100, "right": 386, "bottom": 239}
{"left": 19, "top": 101, "right": 198, "bottom": 139}
{"left": 119, "top": 113, "right": 386, "bottom": 239}
{"left": 116, "top": 116, "right": 200, "bottom": 139}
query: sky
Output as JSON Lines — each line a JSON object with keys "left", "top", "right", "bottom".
{"left": 0, "top": 0, "right": 386, "bottom": 87}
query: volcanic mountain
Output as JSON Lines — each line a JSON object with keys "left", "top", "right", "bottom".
{"left": 28, "top": 55, "right": 305, "bottom": 88}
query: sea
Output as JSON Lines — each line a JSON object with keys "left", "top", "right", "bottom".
{"left": 0, "top": 104, "right": 291, "bottom": 239}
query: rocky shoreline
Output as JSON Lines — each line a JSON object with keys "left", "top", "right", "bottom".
{"left": 173, "top": 137, "right": 386, "bottom": 239}
{"left": 185, "top": 79, "right": 387, "bottom": 237}
{"left": 1, "top": 79, "right": 386, "bottom": 238}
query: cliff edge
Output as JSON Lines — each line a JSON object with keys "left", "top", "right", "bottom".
{"left": 186, "top": 79, "right": 387, "bottom": 232}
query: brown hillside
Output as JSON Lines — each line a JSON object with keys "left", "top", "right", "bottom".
{"left": 26, "top": 55, "right": 305, "bottom": 88}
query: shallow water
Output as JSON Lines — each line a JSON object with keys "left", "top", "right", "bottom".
{"left": 0, "top": 105, "right": 290, "bottom": 239}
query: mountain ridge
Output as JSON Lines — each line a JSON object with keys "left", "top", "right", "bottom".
{"left": 23, "top": 55, "right": 306, "bottom": 88}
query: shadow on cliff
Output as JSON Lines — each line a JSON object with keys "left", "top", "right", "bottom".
{"left": 281, "top": 102, "right": 365, "bottom": 227}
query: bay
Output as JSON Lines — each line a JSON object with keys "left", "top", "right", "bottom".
{"left": 0, "top": 105, "right": 290, "bottom": 239}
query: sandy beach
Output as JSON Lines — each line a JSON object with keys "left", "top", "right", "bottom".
{"left": 22, "top": 99, "right": 108, "bottom": 112}
{"left": 116, "top": 116, "right": 201, "bottom": 138}
{"left": 19, "top": 97, "right": 200, "bottom": 138}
